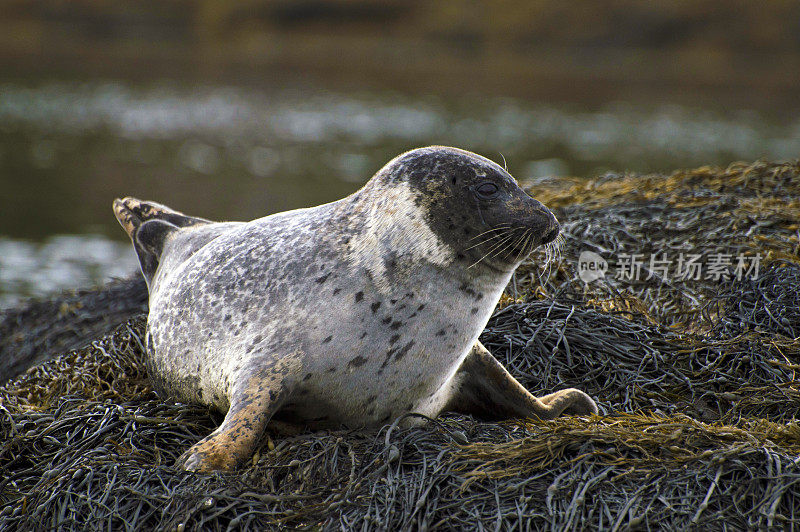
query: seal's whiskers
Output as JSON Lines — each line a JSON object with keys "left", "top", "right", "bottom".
{"left": 488, "top": 230, "right": 522, "bottom": 261}
{"left": 467, "top": 230, "right": 517, "bottom": 269}
{"left": 468, "top": 224, "right": 512, "bottom": 240}
{"left": 512, "top": 229, "right": 534, "bottom": 264}
{"left": 539, "top": 236, "right": 563, "bottom": 283}
{"left": 464, "top": 226, "right": 513, "bottom": 251}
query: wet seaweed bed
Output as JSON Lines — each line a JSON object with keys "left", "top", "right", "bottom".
{"left": 2, "top": 160, "right": 800, "bottom": 530}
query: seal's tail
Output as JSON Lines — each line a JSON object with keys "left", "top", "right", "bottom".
{"left": 113, "top": 197, "right": 210, "bottom": 287}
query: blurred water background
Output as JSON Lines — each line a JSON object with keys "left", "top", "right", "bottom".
{"left": 1, "top": 1, "right": 799, "bottom": 307}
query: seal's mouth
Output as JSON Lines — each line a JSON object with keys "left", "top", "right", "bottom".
{"left": 541, "top": 223, "right": 560, "bottom": 245}
{"left": 498, "top": 219, "right": 560, "bottom": 261}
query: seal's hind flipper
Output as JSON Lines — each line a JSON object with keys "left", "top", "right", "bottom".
{"left": 134, "top": 219, "right": 180, "bottom": 284}
{"left": 113, "top": 197, "right": 210, "bottom": 236}
{"left": 113, "top": 197, "right": 208, "bottom": 287}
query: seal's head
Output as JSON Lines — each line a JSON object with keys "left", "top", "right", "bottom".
{"left": 375, "top": 146, "right": 559, "bottom": 272}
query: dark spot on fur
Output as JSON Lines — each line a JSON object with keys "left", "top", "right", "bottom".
{"left": 390, "top": 334, "right": 400, "bottom": 344}
{"left": 436, "top": 329, "right": 446, "bottom": 336}
{"left": 390, "top": 320, "right": 403, "bottom": 330}
{"left": 390, "top": 299, "right": 397, "bottom": 305}
{"left": 417, "top": 304, "right": 426, "bottom": 311}
{"left": 371, "top": 301, "right": 381, "bottom": 313}
{"left": 382, "top": 316, "right": 392, "bottom": 324}
{"left": 322, "top": 335, "right": 332, "bottom": 344}
{"left": 360, "top": 331, "right": 368, "bottom": 339}
{"left": 459, "top": 282, "right": 477, "bottom": 297}
{"left": 303, "top": 373, "right": 313, "bottom": 381}
{"left": 333, "top": 288, "right": 341, "bottom": 295}
{"left": 471, "top": 307, "right": 479, "bottom": 314}
{"left": 355, "top": 291, "right": 364, "bottom": 302}
{"left": 394, "top": 340, "right": 414, "bottom": 362}
{"left": 348, "top": 356, "right": 368, "bottom": 368}
{"left": 316, "top": 273, "right": 330, "bottom": 283}
{"left": 327, "top": 367, "right": 336, "bottom": 373}
{"left": 367, "top": 407, "right": 376, "bottom": 415}
{"left": 382, "top": 347, "right": 398, "bottom": 366}
{"left": 366, "top": 394, "right": 378, "bottom": 405}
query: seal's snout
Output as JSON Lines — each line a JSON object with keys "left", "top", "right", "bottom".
{"left": 523, "top": 198, "right": 559, "bottom": 244}
{"left": 542, "top": 222, "right": 560, "bottom": 244}
{"left": 538, "top": 205, "right": 560, "bottom": 244}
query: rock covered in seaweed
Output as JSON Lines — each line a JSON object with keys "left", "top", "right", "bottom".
{"left": 1, "top": 159, "right": 799, "bottom": 530}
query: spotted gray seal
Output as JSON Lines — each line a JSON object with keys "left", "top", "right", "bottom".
{"left": 113, "top": 146, "right": 597, "bottom": 472}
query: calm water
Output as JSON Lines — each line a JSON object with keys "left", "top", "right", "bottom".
{"left": 1, "top": 80, "right": 798, "bottom": 307}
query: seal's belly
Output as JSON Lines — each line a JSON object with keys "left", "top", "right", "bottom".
{"left": 147, "top": 283, "right": 486, "bottom": 428}
{"left": 263, "top": 287, "right": 490, "bottom": 428}
{"left": 277, "top": 344, "right": 470, "bottom": 428}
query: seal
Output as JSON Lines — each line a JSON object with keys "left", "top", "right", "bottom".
{"left": 113, "top": 146, "right": 597, "bottom": 472}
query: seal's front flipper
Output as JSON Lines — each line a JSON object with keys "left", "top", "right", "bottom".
{"left": 177, "top": 357, "right": 301, "bottom": 472}
{"left": 113, "top": 197, "right": 210, "bottom": 287}
{"left": 442, "top": 341, "right": 597, "bottom": 420}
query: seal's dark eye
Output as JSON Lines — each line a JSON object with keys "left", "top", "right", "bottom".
{"left": 475, "top": 182, "right": 499, "bottom": 198}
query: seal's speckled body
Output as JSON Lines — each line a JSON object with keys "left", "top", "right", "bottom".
{"left": 114, "top": 146, "right": 597, "bottom": 472}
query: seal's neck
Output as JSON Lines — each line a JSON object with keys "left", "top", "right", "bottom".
{"left": 337, "top": 180, "right": 464, "bottom": 293}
